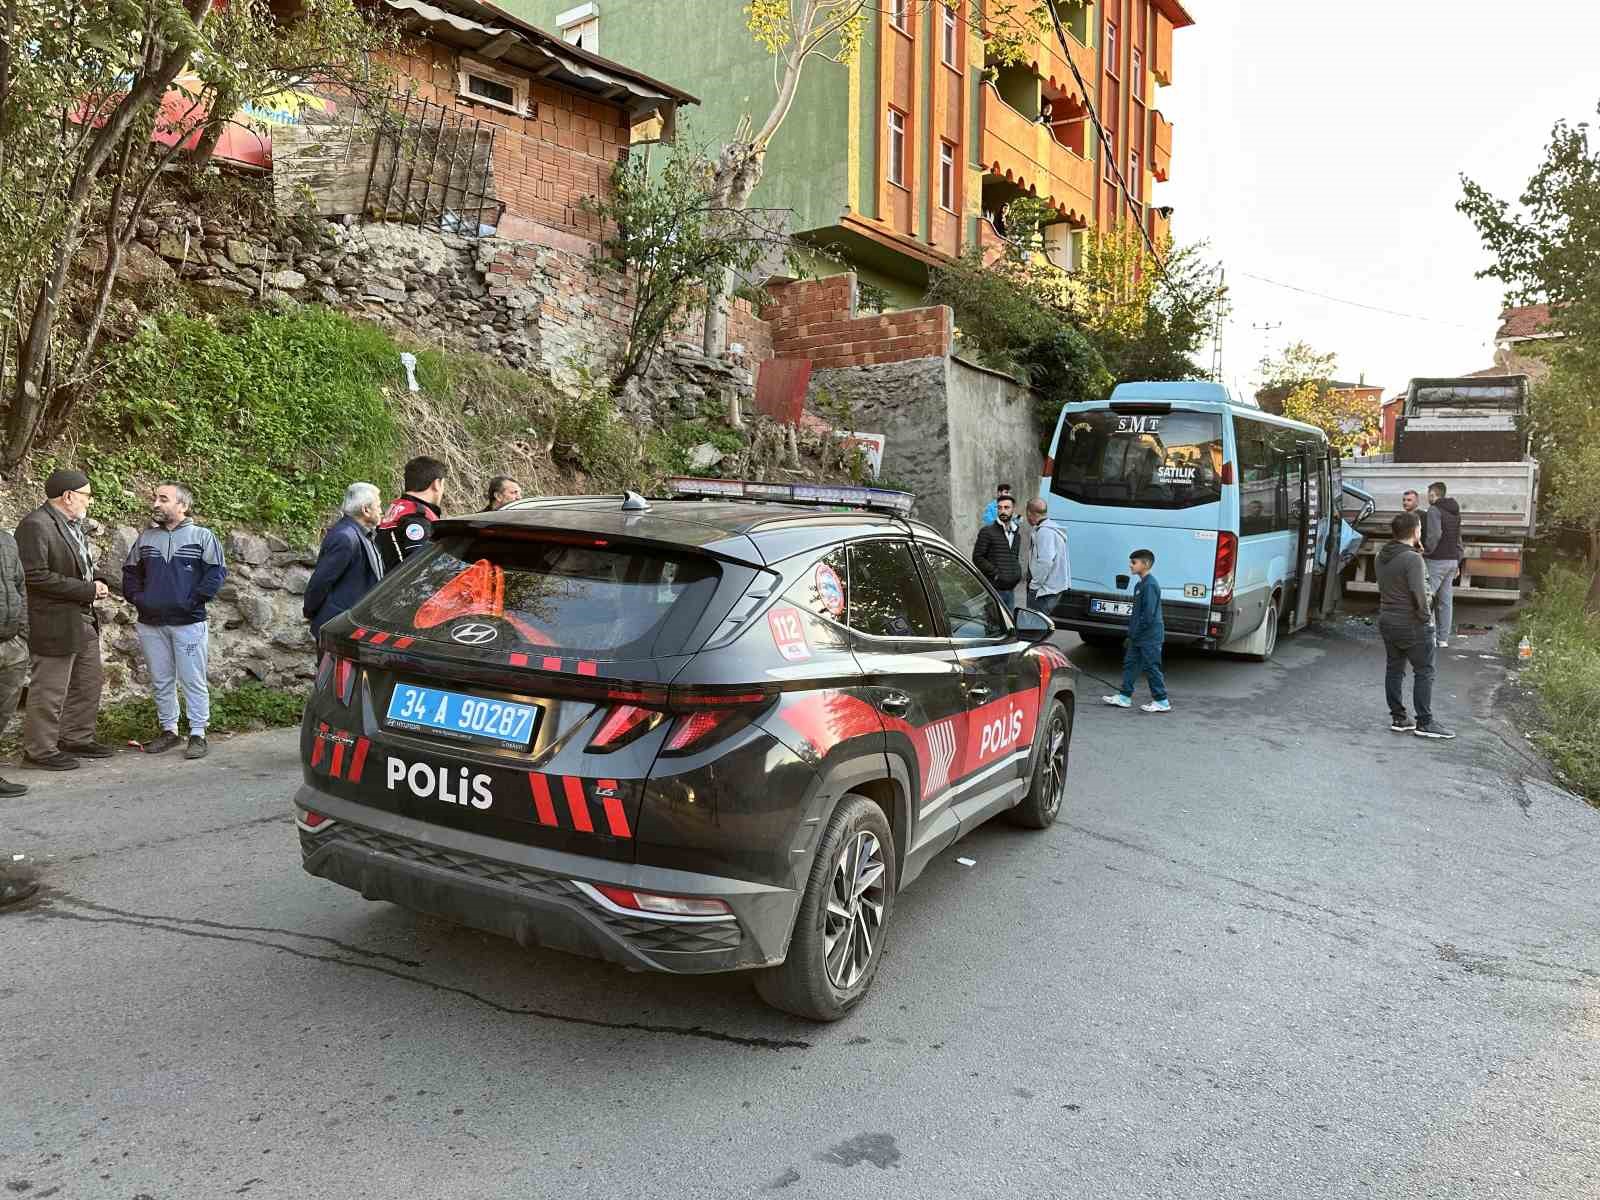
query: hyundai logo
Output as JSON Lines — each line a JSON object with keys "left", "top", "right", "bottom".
{"left": 450, "top": 622, "right": 499, "bottom": 645}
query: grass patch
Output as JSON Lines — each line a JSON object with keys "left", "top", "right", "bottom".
{"left": 1507, "top": 564, "right": 1600, "bottom": 802}
{"left": 93, "top": 683, "right": 305, "bottom": 746}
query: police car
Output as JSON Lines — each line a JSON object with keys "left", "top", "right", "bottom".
{"left": 294, "top": 479, "right": 1075, "bottom": 1020}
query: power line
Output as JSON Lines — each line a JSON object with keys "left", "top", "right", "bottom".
{"left": 1236, "top": 271, "right": 1480, "bottom": 329}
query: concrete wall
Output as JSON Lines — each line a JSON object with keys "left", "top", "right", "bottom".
{"left": 805, "top": 354, "right": 1040, "bottom": 549}
{"left": 945, "top": 355, "right": 1044, "bottom": 553}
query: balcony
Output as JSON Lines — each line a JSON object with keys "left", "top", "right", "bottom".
{"left": 1152, "top": 110, "right": 1172, "bottom": 181}
{"left": 985, "top": 2, "right": 1096, "bottom": 105}
{"left": 1153, "top": 11, "right": 1174, "bottom": 86}
{"left": 979, "top": 83, "right": 1093, "bottom": 226}
{"left": 1151, "top": 206, "right": 1171, "bottom": 248}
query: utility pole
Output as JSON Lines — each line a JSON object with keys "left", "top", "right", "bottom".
{"left": 1209, "top": 265, "right": 1227, "bottom": 382}
{"left": 1251, "top": 320, "right": 1282, "bottom": 378}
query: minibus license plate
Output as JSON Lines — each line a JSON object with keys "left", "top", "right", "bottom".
{"left": 385, "top": 684, "right": 539, "bottom": 750}
{"left": 1091, "top": 599, "right": 1134, "bottom": 617}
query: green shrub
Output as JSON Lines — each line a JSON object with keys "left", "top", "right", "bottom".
{"left": 86, "top": 683, "right": 306, "bottom": 747}
{"left": 1510, "top": 565, "right": 1600, "bottom": 802}
{"left": 83, "top": 306, "right": 402, "bottom": 538}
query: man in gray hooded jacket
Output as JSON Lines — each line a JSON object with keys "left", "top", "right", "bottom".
{"left": 1376, "top": 511, "right": 1454, "bottom": 739}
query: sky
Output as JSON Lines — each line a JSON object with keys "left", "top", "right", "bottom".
{"left": 1156, "top": 0, "right": 1600, "bottom": 398}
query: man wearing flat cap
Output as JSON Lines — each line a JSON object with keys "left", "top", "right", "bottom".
{"left": 14, "top": 469, "right": 115, "bottom": 770}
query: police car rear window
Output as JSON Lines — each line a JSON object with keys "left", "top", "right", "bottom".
{"left": 365, "top": 535, "right": 721, "bottom": 658}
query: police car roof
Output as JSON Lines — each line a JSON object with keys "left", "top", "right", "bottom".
{"left": 435, "top": 496, "right": 950, "bottom": 566}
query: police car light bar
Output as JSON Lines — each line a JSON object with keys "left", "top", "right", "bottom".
{"left": 666, "top": 477, "right": 915, "bottom": 516}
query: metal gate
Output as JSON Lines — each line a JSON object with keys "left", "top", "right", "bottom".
{"left": 360, "top": 93, "right": 502, "bottom": 236}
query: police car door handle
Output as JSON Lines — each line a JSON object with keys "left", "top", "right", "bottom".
{"left": 878, "top": 691, "right": 912, "bottom": 716}
{"left": 967, "top": 683, "right": 992, "bottom": 701}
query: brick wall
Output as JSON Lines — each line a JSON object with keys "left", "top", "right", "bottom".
{"left": 671, "top": 298, "right": 775, "bottom": 367}
{"left": 765, "top": 273, "right": 953, "bottom": 370}
{"left": 383, "top": 40, "right": 629, "bottom": 244}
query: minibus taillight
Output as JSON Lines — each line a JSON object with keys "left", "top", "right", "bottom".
{"left": 1220, "top": 461, "right": 1235, "bottom": 485}
{"left": 1212, "top": 532, "right": 1238, "bottom": 605}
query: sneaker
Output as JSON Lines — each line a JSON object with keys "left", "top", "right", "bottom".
{"left": 22, "top": 753, "right": 79, "bottom": 772}
{"left": 0, "top": 778, "right": 26, "bottom": 797}
{"left": 1102, "top": 694, "right": 1133, "bottom": 708}
{"left": 1414, "top": 721, "right": 1457, "bottom": 740}
{"left": 59, "top": 740, "right": 114, "bottom": 759}
{"left": 141, "top": 731, "right": 182, "bottom": 755}
{"left": 1437, "top": 640, "right": 1449, "bottom": 649}
{"left": 1140, "top": 699, "right": 1172, "bottom": 713}
{"left": 185, "top": 735, "right": 209, "bottom": 761}
{"left": 1390, "top": 715, "right": 1416, "bottom": 733}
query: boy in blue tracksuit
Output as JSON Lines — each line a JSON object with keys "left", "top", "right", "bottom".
{"left": 122, "top": 483, "right": 227, "bottom": 758}
{"left": 1102, "top": 548, "right": 1170, "bottom": 713}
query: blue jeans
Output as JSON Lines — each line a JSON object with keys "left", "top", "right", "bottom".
{"left": 1120, "top": 639, "right": 1167, "bottom": 701}
{"left": 1380, "top": 618, "right": 1435, "bottom": 724}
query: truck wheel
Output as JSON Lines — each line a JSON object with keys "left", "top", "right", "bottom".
{"left": 1009, "top": 699, "right": 1072, "bottom": 829}
{"left": 754, "top": 795, "right": 896, "bottom": 1022}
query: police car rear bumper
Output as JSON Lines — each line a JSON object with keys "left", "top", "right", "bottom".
{"left": 294, "top": 784, "right": 796, "bottom": 974}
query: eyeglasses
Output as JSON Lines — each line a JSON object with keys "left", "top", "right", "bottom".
{"left": 72, "top": 488, "right": 94, "bottom": 499}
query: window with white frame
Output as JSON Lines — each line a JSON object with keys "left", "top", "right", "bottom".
{"left": 458, "top": 58, "right": 530, "bottom": 116}
{"left": 1103, "top": 128, "right": 1116, "bottom": 181}
{"left": 941, "top": 2, "right": 959, "bottom": 66}
{"left": 939, "top": 140, "right": 957, "bottom": 212}
{"left": 1129, "top": 148, "right": 1141, "bottom": 202}
{"left": 557, "top": 2, "right": 600, "bottom": 52}
{"left": 1105, "top": 20, "right": 1118, "bottom": 75}
{"left": 891, "top": 0, "right": 910, "bottom": 35}
{"left": 887, "top": 108, "right": 907, "bottom": 187}
{"left": 1131, "top": 47, "right": 1143, "bottom": 94}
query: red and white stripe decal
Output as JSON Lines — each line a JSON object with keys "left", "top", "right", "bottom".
{"left": 562, "top": 774, "right": 594, "bottom": 833}
{"left": 923, "top": 719, "right": 957, "bottom": 797}
{"left": 528, "top": 772, "right": 558, "bottom": 826}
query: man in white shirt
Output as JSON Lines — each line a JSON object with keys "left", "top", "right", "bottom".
{"left": 1024, "top": 498, "right": 1070, "bottom": 616}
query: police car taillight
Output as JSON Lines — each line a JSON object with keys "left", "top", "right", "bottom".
{"left": 588, "top": 704, "right": 664, "bottom": 751}
{"left": 660, "top": 689, "right": 775, "bottom": 755}
{"left": 590, "top": 883, "right": 731, "bottom": 918}
{"left": 1211, "top": 531, "right": 1238, "bottom": 606}
{"left": 334, "top": 657, "right": 357, "bottom": 706}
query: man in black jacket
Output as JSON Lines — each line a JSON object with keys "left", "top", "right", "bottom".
{"left": 972, "top": 495, "right": 1024, "bottom": 616}
{"left": 0, "top": 529, "right": 28, "bottom": 795}
{"left": 377, "top": 456, "right": 447, "bottom": 573}
{"left": 1376, "top": 511, "right": 1454, "bottom": 740}
{"left": 1422, "top": 480, "right": 1463, "bottom": 647}
{"left": 15, "top": 469, "right": 116, "bottom": 770}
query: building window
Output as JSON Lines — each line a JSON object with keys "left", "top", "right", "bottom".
{"left": 1131, "top": 47, "right": 1143, "bottom": 94}
{"left": 458, "top": 59, "right": 529, "bottom": 116}
{"left": 1103, "top": 129, "right": 1116, "bottom": 181}
{"left": 939, "top": 140, "right": 957, "bottom": 212}
{"left": 1129, "top": 149, "right": 1141, "bottom": 202}
{"left": 1105, "top": 19, "right": 1118, "bottom": 75}
{"left": 887, "top": 107, "right": 907, "bottom": 187}
{"left": 941, "top": 2, "right": 959, "bottom": 66}
{"left": 891, "top": 0, "right": 909, "bottom": 34}
{"left": 556, "top": 2, "right": 600, "bottom": 52}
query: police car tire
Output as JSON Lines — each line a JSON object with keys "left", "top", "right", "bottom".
{"left": 754, "top": 794, "right": 896, "bottom": 1022}
{"left": 1009, "top": 699, "right": 1071, "bottom": 829}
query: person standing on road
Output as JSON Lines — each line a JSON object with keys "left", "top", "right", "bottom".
{"left": 981, "top": 482, "right": 1014, "bottom": 527}
{"left": 1422, "top": 481, "right": 1463, "bottom": 648}
{"left": 1103, "top": 548, "right": 1170, "bottom": 713}
{"left": 15, "top": 469, "right": 114, "bottom": 771}
{"left": 0, "top": 528, "right": 30, "bottom": 797}
{"left": 1023, "top": 498, "right": 1069, "bottom": 616}
{"left": 122, "top": 483, "right": 227, "bottom": 760}
{"left": 486, "top": 476, "right": 522, "bottom": 510}
{"left": 972, "top": 495, "right": 1024, "bottom": 616}
{"left": 305, "top": 483, "right": 385, "bottom": 642}
{"left": 1401, "top": 489, "right": 1420, "bottom": 514}
{"left": 377, "top": 456, "right": 447, "bottom": 573}
{"left": 1377, "top": 511, "right": 1454, "bottom": 740}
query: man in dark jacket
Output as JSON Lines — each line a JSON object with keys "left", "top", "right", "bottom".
{"left": 0, "top": 529, "right": 29, "bottom": 796}
{"left": 1422, "top": 481, "right": 1463, "bottom": 647}
{"left": 306, "top": 482, "right": 386, "bottom": 641}
{"left": 972, "top": 495, "right": 1024, "bottom": 615}
{"left": 122, "top": 483, "right": 227, "bottom": 760}
{"left": 376, "top": 456, "right": 447, "bottom": 573}
{"left": 15, "top": 468, "right": 115, "bottom": 770}
{"left": 1377, "top": 511, "right": 1454, "bottom": 739}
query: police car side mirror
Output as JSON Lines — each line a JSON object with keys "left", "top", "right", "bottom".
{"left": 1013, "top": 607, "right": 1055, "bottom": 644}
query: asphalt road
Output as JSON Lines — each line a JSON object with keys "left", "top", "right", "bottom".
{"left": 3, "top": 613, "right": 1597, "bottom": 1199}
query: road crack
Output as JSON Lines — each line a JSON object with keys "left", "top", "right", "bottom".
{"left": 26, "top": 903, "right": 811, "bottom": 1051}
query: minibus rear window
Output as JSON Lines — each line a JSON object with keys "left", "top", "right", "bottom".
{"left": 1052, "top": 409, "right": 1225, "bottom": 509}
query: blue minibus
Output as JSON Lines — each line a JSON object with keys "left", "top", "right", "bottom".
{"left": 1038, "top": 382, "right": 1371, "bottom": 661}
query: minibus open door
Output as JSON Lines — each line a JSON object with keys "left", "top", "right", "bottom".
{"left": 1290, "top": 444, "right": 1345, "bottom": 632}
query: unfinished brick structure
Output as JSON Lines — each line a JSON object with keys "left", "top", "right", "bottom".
{"left": 763, "top": 274, "right": 954, "bottom": 370}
